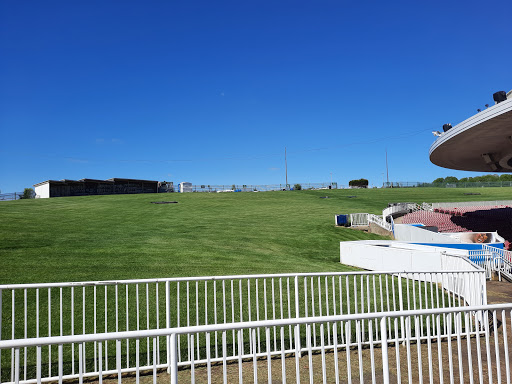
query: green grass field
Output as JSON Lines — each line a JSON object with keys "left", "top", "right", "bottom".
{"left": 2, "top": 187, "right": 501, "bottom": 380}
{"left": 2, "top": 186, "right": 512, "bottom": 284}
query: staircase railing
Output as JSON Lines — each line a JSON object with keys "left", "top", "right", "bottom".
{"left": 472, "top": 245, "right": 512, "bottom": 281}
{"left": 421, "top": 202, "right": 433, "bottom": 211}
{"left": 368, "top": 214, "right": 393, "bottom": 232}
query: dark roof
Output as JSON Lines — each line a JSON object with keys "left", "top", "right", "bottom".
{"left": 34, "top": 178, "right": 158, "bottom": 187}
{"left": 106, "top": 178, "right": 158, "bottom": 183}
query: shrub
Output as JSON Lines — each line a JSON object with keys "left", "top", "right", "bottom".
{"left": 349, "top": 179, "right": 368, "bottom": 188}
{"left": 21, "top": 188, "right": 35, "bottom": 199}
{"left": 294, "top": 184, "right": 302, "bottom": 190}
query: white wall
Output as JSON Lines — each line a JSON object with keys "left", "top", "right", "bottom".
{"left": 35, "top": 183, "right": 50, "bottom": 198}
{"left": 340, "top": 241, "right": 444, "bottom": 271}
{"left": 340, "top": 240, "right": 485, "bottom": 307}
{"left": 393, "top": 224, "right": 460, "bottom": 243}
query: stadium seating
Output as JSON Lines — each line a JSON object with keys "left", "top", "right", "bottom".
{"left": 403, "top": 206, "right": 512, "bottom": 250}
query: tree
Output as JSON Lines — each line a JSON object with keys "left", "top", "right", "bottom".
{"left": 444, "top": 176, "right": 458, "bottom": 183}
{"left": 349, "top": 179, "right": 369, "bottom": 188}
{"left": 21, "top": 188, "right": 35, "bottom": 199}
{"left": 294, "top": 183, "right": 302, "bottom": 190}
{"left": 433, "top": 177, "right": 445, "bottom": 183}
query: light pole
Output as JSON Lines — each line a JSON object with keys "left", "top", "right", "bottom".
{"left": 285, "top": 147, "right": 288, "bottom": 189}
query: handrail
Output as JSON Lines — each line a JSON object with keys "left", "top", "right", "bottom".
{"left": 1, "top": 303, "right": 511, "bottom": 349}
{"left": 0, "top": 269, "right": 484, "bottom": 290}
{"left": 368, "top": 213, "right": 392, "bottom": 232}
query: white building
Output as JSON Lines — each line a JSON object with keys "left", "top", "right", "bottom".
{"left": 179, "top": 182, "right": 193, "bottom": 193}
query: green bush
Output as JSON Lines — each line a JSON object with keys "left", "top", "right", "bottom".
{"left": 349, "top": 179, "right": 368, "bottom": 188}
{"left": 294, "top": 184, "right": 302, "bottom": 190}
{"left": 21, "top": 188, "right": 35, "bottom": 199}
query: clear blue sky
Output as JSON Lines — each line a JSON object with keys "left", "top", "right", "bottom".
{"left": 1, "top": 0, "right": 511, "bottom": 192}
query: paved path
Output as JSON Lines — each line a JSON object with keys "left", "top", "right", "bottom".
{"left": 486, "top": 280, "right": 512, "bottom": 303}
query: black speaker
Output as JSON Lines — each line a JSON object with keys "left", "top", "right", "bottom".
{"left": 493, "top": 91, "right": 507, "bottom": 104}
{"left": 443, "top": 124, "right": 452, "bottom": 132}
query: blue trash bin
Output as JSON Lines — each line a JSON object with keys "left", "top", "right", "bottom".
{"left": 336, "top": 214, "right": 349, "bottom": 226}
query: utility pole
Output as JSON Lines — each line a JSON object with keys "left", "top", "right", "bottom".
{"left": 330, "top": 172, "right": 332, "bottom": 186}
{"left": 285, "top": 147, "right": 288, "bottom": 188}
{"left": 385, "top": 149, "right": 390, "bottom": 188}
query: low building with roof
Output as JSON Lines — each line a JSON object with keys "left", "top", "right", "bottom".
{"left": 34, "top": 178, "right": 159, "bottom": 198}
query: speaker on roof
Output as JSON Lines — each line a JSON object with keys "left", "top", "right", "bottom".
{"left": 493, "top": 91, "right": 507, "bottom": 104}
{"left": 443, "top": 124, "right": 452, "bottom": 132}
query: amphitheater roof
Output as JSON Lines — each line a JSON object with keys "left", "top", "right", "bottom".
{"left": 429, "top": 96, "right": 512, "bottom": 172}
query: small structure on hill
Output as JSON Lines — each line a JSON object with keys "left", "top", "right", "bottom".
{"left": 179, "top": 182, "right": 193, "bottom": 193}
{"left": 34, "top": 178, "right": 159, "bottom": 198}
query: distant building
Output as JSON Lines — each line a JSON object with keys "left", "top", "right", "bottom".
{"left": 34, "top": 178, "right": 159, "bottom": 198}
{"left": 179, "top": 182, "right": 193, "bottom": 193}
{"left": 158, "top": 181, "right": 174, "bottom": 193}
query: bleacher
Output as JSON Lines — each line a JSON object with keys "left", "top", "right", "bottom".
{"left": 401, "top": 205, "right": 512, "bottom": 250}
{"left": 400, "top": 210, "right": 467, "bottom": 232}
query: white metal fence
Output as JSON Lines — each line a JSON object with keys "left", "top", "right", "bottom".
{"left": 350, "top": 213, "right": 393, "bottom": 233}
{"left": 349, "top": 213, "right": 368, "bottom": 226}
{"left": 182, "top": 183, "right": 337, "bottom": 193}
{"left": 0, "top": 270, "right": 486, "bottom": 383}
{"left": 1, "top": 303, "right": 511, "bottom": 384}
{"left": 469, "top": 245, "right": 512, "bottom": 281}
{"left": 432, "top": 200, "right": 512, "bottom": 209}
{"left": 367, "top": 214, "right": 393, "bottom": 232}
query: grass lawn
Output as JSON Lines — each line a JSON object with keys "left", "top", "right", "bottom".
{"left": 1, "top": 187, "right": 512, "bottom": 284}
{"left": 1, "top": 187, "right": 503, "bottom": 380}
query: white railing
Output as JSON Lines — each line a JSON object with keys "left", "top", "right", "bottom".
{"left": 440, "top": 253, "right": 488, "bottom": 308}
{"left": 421, "top": 202, "right": 433, "bottom": 211}
{"left": 0, "top": 270, "right": 486, "bottom": 383}
{"left": 468, "top": 249, "right": 494, "bottom": 279}
{"left": 432, "top": 200, "right": 512, "bottom": 209}
{"left": 1, "top": 303, "right": 511, "bottom": 384}
{"left": 367, "top": 214, "right": 392, "bottom": 232}
{"left": 349, "top": 213, "right": 368, "bottom": 226}
{"left": 469, "top": 245, "right": 512, "bottom": 281}
{"left": 477, "top": 245, "right": 512, "bottom": 281}
{"left": 382, "top": 202, "right": 433, "bottom": 219}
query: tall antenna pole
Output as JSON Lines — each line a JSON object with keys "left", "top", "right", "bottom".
{"left": 385, "top": 149, "right": 390, "bottom": 188}
{"left": 285, "top": 147, "right": 288, "bottom": 187}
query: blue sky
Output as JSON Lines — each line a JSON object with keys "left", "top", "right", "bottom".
{"left": 1, "top": 0, "right": 511, "bottom": 192}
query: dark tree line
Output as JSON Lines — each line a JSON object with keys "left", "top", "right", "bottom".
{"left": 433, "top": 174, "right": 512, "bottom": 183}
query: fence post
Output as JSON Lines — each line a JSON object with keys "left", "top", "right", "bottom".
{"left": 398, "top": 274, "right": 405, "bottom": 340}
{"left": 166, "top": 281, "right": 171, "bottom": 373}
{"left": 380, "top": 317, "right": 390, "bottom": 384}
{"left": 294, "top": 275, "right": 301, "bottom": 356}
{"left": 170, "top": 333, "right": 178, "bottom": 384}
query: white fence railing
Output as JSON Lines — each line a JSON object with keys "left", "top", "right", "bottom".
{"left": 0, "top": 270, "right": 486, "bottom": 383}
{"left": 349, "top": 213, "right": 368, "bottom": 226}
{"left": 1, "top": 303, "right": 511, "bottom": 384}
{"left": 432, "top": 200, "right": 512, "bottom": 209}
{"left": 439, "top": 253, "right": 487, "bottom": 309}
{"left": 367, "top": 214, "right": 393, "bottom": 232}
{"left": 467, "top": 249, "right": 494, "bottom": 279}
{"left": 421, "top": 202, "right": 433, "bottom": 211}
{"left": 351, "top": 213, "right": 393, "bottom": 232}
{"left": 486, "top": 245, "right": 512, "bottom": 281}
{"left": 470, "top": 245, "right": 512, "bottom": 281}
